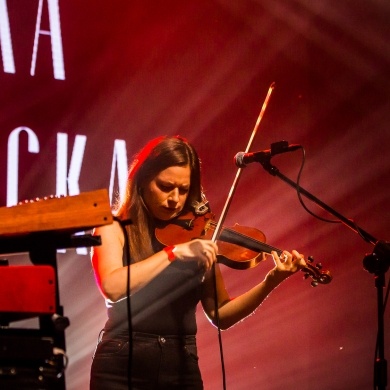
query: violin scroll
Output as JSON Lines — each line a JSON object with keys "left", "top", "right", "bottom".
{"left": 302, "top": 255, "right": 332, "bottom": 287}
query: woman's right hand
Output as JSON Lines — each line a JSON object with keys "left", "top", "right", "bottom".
{"left": 173, "top": 239, "right": 218, "bottom": 272}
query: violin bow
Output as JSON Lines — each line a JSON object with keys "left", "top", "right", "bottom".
{"left": 208, "top": 83, "right": 276, "bottom": 390}
{"left": 211, "top": 82, "right": 276, "bottom": 243}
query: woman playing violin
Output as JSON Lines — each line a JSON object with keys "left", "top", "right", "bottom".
{"left": 90, "top": 135, "right": 307, "bottom": 390}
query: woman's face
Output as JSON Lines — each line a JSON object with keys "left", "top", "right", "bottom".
{"left": 142, "top": 165, "right": 191, "bottom": 221}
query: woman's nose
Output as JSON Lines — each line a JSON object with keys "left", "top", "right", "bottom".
{"left": 168, "top": 188, "right": 179, "bottom": 202}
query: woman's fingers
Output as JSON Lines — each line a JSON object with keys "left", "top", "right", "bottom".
{"left": 271, "top": 250, "right": 306, "bottom": 273}
{"left": 176, "top": 239, "right": 218, "bottom": 271}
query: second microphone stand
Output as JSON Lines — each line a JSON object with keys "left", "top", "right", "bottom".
{"left": 256, "top": 153, "right": 389, "bottom": 390}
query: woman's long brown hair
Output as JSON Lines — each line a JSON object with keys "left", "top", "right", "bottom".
{"left": 114, "top": 135, "right": 203, "bottom": 263}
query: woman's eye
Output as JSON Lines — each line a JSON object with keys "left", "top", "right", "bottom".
{"left": 159, "top": 184, "right": 172, "bottom": 192}
{"left": 157, "top": 182, "right": 188, "bottom": 194}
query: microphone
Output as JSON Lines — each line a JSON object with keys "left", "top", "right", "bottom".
{"left": 234, "top": 141, "right": 301, "bottom": 168}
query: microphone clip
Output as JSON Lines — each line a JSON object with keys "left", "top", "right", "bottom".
{"left": 269, "top": 140, "right": 293, "bottom": 155}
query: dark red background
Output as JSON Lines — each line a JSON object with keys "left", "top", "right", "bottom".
{"left": 1, "top": 1, "right": 389, "bottom": 389}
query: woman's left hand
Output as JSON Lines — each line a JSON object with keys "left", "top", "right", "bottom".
{"left": 271, "top": 249, "right": 307, "bottom": 277}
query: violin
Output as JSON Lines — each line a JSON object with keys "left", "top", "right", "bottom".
{"left": 155, "top": 210, "right": 332, "bottom": 287}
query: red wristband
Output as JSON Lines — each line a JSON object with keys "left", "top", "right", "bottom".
{"left": 163, "top": 245, "right": 176, "bottom": 262}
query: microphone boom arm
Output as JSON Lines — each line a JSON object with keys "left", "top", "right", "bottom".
{"left": 260, "top": 158, "right": 378, "bottom": 246}
{"left": 258, "top": 155, "right": 389, "bottom": 390}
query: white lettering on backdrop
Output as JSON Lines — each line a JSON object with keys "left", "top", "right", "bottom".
{"left": 109, "top": 139, "right": 128, "bottom": 207}
{"left": 0, "top": 0, "right": 65, "bottom": 79}
{"left": 0, "top": 0, "right": 15, "bottom": 73}
{"left": 56, "top": 132, "right": 87, "bottom": 196}
{"left": 31, "top": 0, "right": 65, "bottom": 80}
{"left": 7, "top": 127, "right": 40, "bottom": 207}
{"left": 6, "top": 128, "right": 128, "bottom": 205}
{"left": 5, "top": 128, "right": 128, "bottom": 254}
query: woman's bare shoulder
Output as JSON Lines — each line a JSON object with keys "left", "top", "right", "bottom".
{"left": 93, "top": 220, "right": 125, "bottom": 245}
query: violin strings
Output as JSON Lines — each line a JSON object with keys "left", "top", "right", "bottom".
{"left": 209, "top": 221, "right": 282, "bottom": 255}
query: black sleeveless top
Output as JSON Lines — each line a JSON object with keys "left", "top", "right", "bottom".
{"left": 103, "top": 236, "right": 204, "bottom": 337}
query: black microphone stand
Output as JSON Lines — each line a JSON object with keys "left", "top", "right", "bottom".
{"left": 256, "top": 155, "right": 389, "bottom": 390}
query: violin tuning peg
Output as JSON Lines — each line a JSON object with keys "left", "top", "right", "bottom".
{"left": 303, "top": 273, "right": 310, "bottom": 279}
{"left": 307, "top": 255, "right": 314, "bottom": 263}
{"left": 311, "top": 280, "right": 319, "bottom": 287}
{"left": 315, "top": 263, "right": 323, "bottom": 270}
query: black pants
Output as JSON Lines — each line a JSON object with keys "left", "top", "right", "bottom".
{"left": 90, "top": 332, "right": 203, "bottom": 390}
